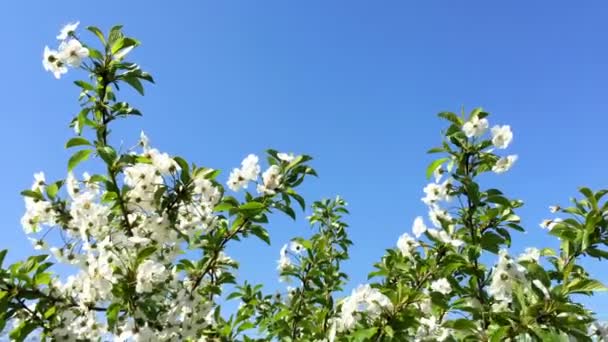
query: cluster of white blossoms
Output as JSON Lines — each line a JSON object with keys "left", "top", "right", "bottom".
{"left": 20, "top": 132, "right": 228, "bottom": 340}
{"left": 336, "top": 284, "right": 393, "bottom": 332}
{"left": 43, "top": 22, "right": 89, "bottom": 79}
{"left": 430, "top": 278, "right": 452, "bottom": 295}
{"left": 227, "top": 154, "right": 260, "bottom": 192}
{"left": 486, "top": 248, "right": 550, "bottom": 311}
{"left": 461, "top": 113, "right": 517, "bottom": 174}
{"left": 228, "top": 152, "right": 294, "bottom": 194}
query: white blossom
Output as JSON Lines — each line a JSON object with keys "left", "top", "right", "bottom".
{"left": 277, "top": 244, "right": 291, "bottom": 272}
{"left": 421, "top": 180, "right": 451, "bottom": 206}
{"left": 517, "top": 247, "right": 540, "bottom": 263}
{"left": 146, "top": 148, "right": 180, "bottom": 174}
{"left": 136, "top": 259, "right": 167, "bottom": 293}
{"left": 492, "top": 155, "right": 517, "bottom": 174}
{"left": 57, "top": 21, "right": 80, "bottom": 40}
{"left": 491, "top": 125, "right": 513, "bottom": 149}
{"left": 427, "top": 228, "right": 463, "bottom": 248}
{"left": 488, "top": 250, "right": 526, "bottom": 305}
{"left": 337, "top": 284, "right": 392, "bottom": 332}
{"left": 412, "top": 216, "right": 427, "bottom": 238}
{"left": 428, "top": 206, "right": 452, "bottom": 227}
{"left": 277, "top": 152, "right": 295, "bottom": 162}
{"left": 227, "top": 154, "right": 260, "bottom": 191}
{"left": 59, "top": 39, "right": 89, "bottom": 67}
{"left": 462, "top": 115, "right": 489, "bottom": 138}
{"left": 430, "top": 278, "right": 452, "bottom": 295}
{"left": 257, "top": 165, "right": 282, "bottom": 195}
{"left": 540, "top": 218, "right": 562, "bottom": 231}
{"left": 43, "top": 46, "right": 67, "bottom": 79}
{"left": 397, "top": 232, "right": 419, "bottom": 258}
{"left": 289, "top": 241, "right": 304, "bottom": 254}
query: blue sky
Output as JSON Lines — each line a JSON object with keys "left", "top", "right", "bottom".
{"left": 1, "top": 1, "right": 608, "bottom": 319}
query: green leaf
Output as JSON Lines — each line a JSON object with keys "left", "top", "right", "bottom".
{"left": 480, "top": 232, "right": 504, "bottom": 254}
{"left": 426, "top": 158, "right": 448, "bottom": 180}
{"left": 136, "top": 246, "right": 157, "bottom": 265}
{"left": 566, "top": 278, "right": 608, "bottom": 294}
{"left": 238, "top": 202, "right": 266, "bottom": 216}
{"left": 352, "top": 327, "right": 378, "bottom": 342}
{"left": 9, "top": 320, "right": 38, "bottom": 342}
{"left": 87, "top": 26, "right": 106, "bottom": 45}
{"left": 123, "top": 76, "right": 144, "bottom": 95}
{"left": 489, "top": 326, "right": 510, "bottom": 342}
{"left": 68, "top": 149, "right": 92, "bottom": 171}
{"left": 106, "top": 303, "right": 121, "bottom": 329}
{"left": 20, "top": 190, "right": 44, "bottom": 201}
{"left": 74, "top": 80, "right": 95, "bottom": 91}
{"left": 250, "top": 225, "right": 270, "bottom": 245}
{"left": 97, "top": 146, "right": 117, "bottom": 165}
{"left": 65, "top": 137, "right": 91, "bottom": 148}
{"left": 111, "top": 37, "right": 139, "bottom": 54}
{"left": 108, "top": 25, "right": 124, "bottom": 45}
{"left": 46, "top": 181, "right": 62, "bottom": 199}
{"left": 34, "top": 272, "right": 51, "bottom": 286}
{"left": 438, "top": 111, "right": 463, "bottom": 125}
{"left": 0, "top": 250, "right": 7, "bottom": 267}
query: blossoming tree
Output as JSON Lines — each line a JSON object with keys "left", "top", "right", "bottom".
{"left": 1, "top": 23, "right": 608, "bottom": 341}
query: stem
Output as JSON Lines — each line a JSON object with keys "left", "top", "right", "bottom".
{"left": 190, "top": 219, "right": 250, "bottom": 292}
{"left": 463, "top": 152, "right": 490, "bottom": 330}
{"left": 96, "top": 67, "right": 133, "bottom": 237}
{"left": 290, "top": 262, "right": 313, "bottom": 340}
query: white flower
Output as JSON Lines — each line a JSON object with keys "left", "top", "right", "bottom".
{"left": 140, "top": 131, "right": 150, "bottom": 150}
{"left": 433, "top": 166, "right": 445, "bottom": 183}
{"left": 430, "top": 278, "right": 452, "bottom": 295}
{"left": 492, "top": 155, "right": 517, "bottom": 174}
{"left": 227, "top": 168, "right": 247, "bottom": 192}
{"left": 227, "top": 154, "right": 260, "bottom": 191}
{"left": 28, "top": 237, "right": 47, "bottom": 250}
{"left": 412, "top": 216, "right": 427, "bottom": 238}
{"left": 428, "top": 206, "right": 452, "bottom": 227}
{"left": 289, "top": 241, "right": 304, "bottom": 254}
{"left": 590, "top": 322, "right": 608, "bottom": 340}
{"left": 517, "top": 247, "right": 540, "bottom": 263}
{"left": 337, "top": 284, "right": 392, "bottom": 332}
{"left": 421, "top": 180, "right": 451, "bottom": 205}
{"left": 136, "top": 259, "right": 167, "bottom": 293}
{"left": 540, "top": 218, "right": 562, "bottom": 231}
{"left": 257, "top": 165, "right": 282, "bottom": 195}
{"left": 43, "top": 46, "right": 67, "bottom": 79}
{"left": 240, "top": 154, "right": 260, "bottom": 181}
{"left": 59, "top": 39, "right": 89, "bottom": 67}
{"left": 57, "top": 21, "right": 80, "bottom": 40}
{"left": 488, "top": 250, "right": 526, "bottom": 304}
{"left": 549, "top": 205, "right": 560, "bottom": 213}
{"left": 396, "top": 232, "right": 418, "bottom": 258}
{"left": 277, "top": 244, "right": 291, "bottom": 272}
{"left": 427, "top": 228, "right": 463, "bottom": 248}
{"left": 147, "top": 148, "right": 179, "bottom": 174}
{"left": 277, "top": 152, "right": 295, "bottom": 162}
{"left": 491, "top": 125, "right": 513, "bottom": 149}
{"left": 32, "top": 172, "right": 46, "bottom": 191}
{"left": 462, "top": 115, "right": 489, "bottom": 138}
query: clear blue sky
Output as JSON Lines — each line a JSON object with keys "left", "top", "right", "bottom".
{"left": 1, "top": 1, "right": 608, "bottom": 318}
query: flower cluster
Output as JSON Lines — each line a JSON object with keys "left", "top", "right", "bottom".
{"left": 43, "top": 22, "right": 89, "bottom": 79}
{"left": 336, "top": 284, "right": 392, "bottom": 332}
